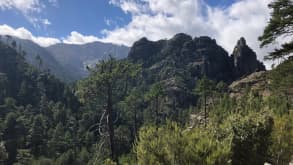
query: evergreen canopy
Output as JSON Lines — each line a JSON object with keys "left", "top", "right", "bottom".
{"left": 258, "top": 0, "right": 293, "bottom": 60}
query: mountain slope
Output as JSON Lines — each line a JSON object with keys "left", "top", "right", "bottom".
{"left": 46, "top": 42, "right": 130, "bottom": 79}
{"left": 0, "top": 35, "right": 130, "bottom": 81}
{"left": 0, "top": 40, "right": 74, "bottom": 106}
{"left": 0, "top": 35, "right": 73, "bottom": 81}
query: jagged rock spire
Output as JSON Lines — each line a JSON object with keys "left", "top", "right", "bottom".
{"left": 232, "top": 37, "right": 265, "bottom": 78}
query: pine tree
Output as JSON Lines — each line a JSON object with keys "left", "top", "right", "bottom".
{"left": 77, "top": 57, "right": 140, "bottom": 163}
{"left": 193, "top": 76, "right": 215, "bottom": 127}
{"left": 3, "top": 112, "right": 19, "bottom": 165}
{"left": 30, "top": 115, "right": 46, "bottom": 156}
{"left": 0, "top": 73, "right": 8, "bottom": 103}
{"left": 145, "top": 82, "right": 165, "bottom": 128}
{"left": 258, "top": 0, "right": 293, "bottom": 60}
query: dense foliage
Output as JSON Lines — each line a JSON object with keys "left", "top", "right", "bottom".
{"left": 258, "top": 0, "right": 293, "bottom": 60}
{"left": 0, "top": 3, "right": 293, "bottom": 162}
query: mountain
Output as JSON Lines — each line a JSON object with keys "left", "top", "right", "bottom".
{"left": 1, "top": 33, "right": 292, "bottom": 165}
{"left": 231, "top": 37, "right": 265, "bottom": 78}
{"left": 0, "top": 40, "right": 75, "bottom": 106}
{"left": 127, "top": 33, "right": 265, "bottom": 108}
{"left": 0, "top": 35, "right": 130, "bottom": 81}
{"left": 0, "top": 35, "right": 73, "bottom": 82}
{"left": 46, "top": 42, "right": 130, "bottom": 79}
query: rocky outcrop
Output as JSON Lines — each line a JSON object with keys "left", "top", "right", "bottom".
{"left": 229, "top": 71, "right": 271, "bottom": 98}
{"left": 128, "top": 34, "right": 265, "bottom": 83}
{"left": 128, "top": 34, "right": 234, "bottom": 82}
{"left": 127, "top": 33, "right": 266, "bottom": 108}
{"left": 232, "top": 37, "right": 265, "bottom": 78}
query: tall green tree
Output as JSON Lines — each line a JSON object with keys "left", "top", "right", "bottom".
{"left": 3, "top": 112, "right": 22, "bottom": 165}
{"left": 48, "top": 123, "right": 67, "bottom": 157}
{"left": 121, "top": 88, "right": 144, "bottom": 142}
{"left": 258, "top": 0, "right": 293, "bottom": 60}
{"left": 193, "top": 76, "right": 215, "bottom": 127}
{"left": 77, "top": 57, "right": 140, "bottom": 162}
{"left": 30, "top": 115, "right": 46, "bottom": 157}
{"left": 0, "top": 73, "right": 8, "bottom": 103}
{"left": 145, "top": 82, "right": 165, "bottom": 128}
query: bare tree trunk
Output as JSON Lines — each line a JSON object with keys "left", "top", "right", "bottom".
{"left": 134, "top": 107, "right": 137, "bottom": 137}
{"left": 155, "top": 96, "right": 159, "bottom": 129}
{"left": 204, "top": 94, "right": 207, "bottom": 127}
{"left": 107, "top": 83, "right": 117, "bottom": 163}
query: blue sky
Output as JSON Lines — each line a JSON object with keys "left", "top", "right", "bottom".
{"left": 0, "top": 0, "right": 131, "bottom": 38}
{"left": 0, "top": 0, "right": 274, "bottom": 67}
{"left": 0, "top": 0, "right": 236, "bottom": 38}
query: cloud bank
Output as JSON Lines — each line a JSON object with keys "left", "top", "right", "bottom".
{"left": 0, "top": 24, "right": 60, "bottom": 47}
{"left": 0, "top": 24, "right": 100, "bottom": 47}
{"left": 63, "top": 31, "right": 99, "bottom": 45}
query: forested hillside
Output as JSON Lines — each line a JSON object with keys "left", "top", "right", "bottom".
{"left": 0, "top": 35, "right": 130, "bottom": 81}
{"left": 0, "top": 0, "right": 292, "bottom": 164}
{"left": 0, "top": 35, "right": 74, "bottom": 82}
{"left": 0, "top": 35, "right": 292, "bottom": 164}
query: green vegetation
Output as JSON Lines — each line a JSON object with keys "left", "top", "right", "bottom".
{"left": 0, "top": 39, "right": 292, "bottom": 165}
{"left": 0, "top": 1, "right": 292, "bottom": 163}
{"left": 258, "top": 0, "right": 293, "bottom": 60}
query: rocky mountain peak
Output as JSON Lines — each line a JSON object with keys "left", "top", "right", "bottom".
{"left": 237, "top": 37, "right": 246, "bottom": 46}
{"left": 128, "top": 34, "right": 266, "bottom": 86}
{"left": 232, "top": 37, "right": 265, "bottom": 78}
{"left": 170, "top": 33, "right": 193, "bottom": 43}
{"left": 194, "top": 36, "right": 217, "bottom": 46}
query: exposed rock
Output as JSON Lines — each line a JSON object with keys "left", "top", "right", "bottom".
{"left": 229, "top": 71, "right": 271, "bottom": 98}
{"left": 128, "top": 33, "right": 266, "bottom": 108}
{"left": 129, "top": 34, "right": 234, "bottom": 81}
{"left": 232, "top": 37, "right": 266, "bottom": 78}
{"left": 188, "top": 112, "right": 207, "bottom": 129}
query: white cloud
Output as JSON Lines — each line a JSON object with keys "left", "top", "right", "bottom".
{"left": 0, "top": 24, "right": 103, "bottom": 47}
{"left": 0, "top": 0, "right": 56, "bottom": 28}
{"left": 0, "top": 0, "right": 41, "bottom": 13}
{"left": 100, "top": 0, "right": 275, "bottom": 67}
{"left": 109, "top": 0, "right": 147, "bottom": 14}
{"left": 207, "top": 0, "right": 273, "bottom": 58}
{"left": 104, "top": 18, "right": 117, "bottom": 26}
{"left": 63, "top": 31, "right": 99, "bottom": 45}
{"left": 0, "top": 24, "right": 60, "bottom": 47}
{"left": 42, "top": 19, "right": 51, "bottom": 26}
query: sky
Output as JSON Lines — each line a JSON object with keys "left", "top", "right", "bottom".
{"left": 0, "top": 0, "right": 276, "bottom": 67}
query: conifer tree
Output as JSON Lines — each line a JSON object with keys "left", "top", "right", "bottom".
{"left": 30, "top": 115, "right": 46, "bottom": 156}
{"left": 259, "top": 0, "right": 293, "bottom": 60}
{"left": 77, "top": 57, "right": 140, "bottom": 163}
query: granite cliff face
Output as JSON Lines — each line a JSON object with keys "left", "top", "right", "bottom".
{"left": 129, "top": 33, "right": 265, "bottom": 83}
{"left": 232, "top": 37, "right": 265, "bottom": 78}
{"left": 128, "top": 33, "right": 265, "bottom": 108}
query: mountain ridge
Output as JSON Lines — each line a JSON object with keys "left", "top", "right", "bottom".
{"left": 0, "top": 35, "right": 130, "bottom": 81}
{"left": 46, "top": 41, "right": 129, "bottom": 79}
{"left": 127, "top": 33, "right": 265, "bottom": 108}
